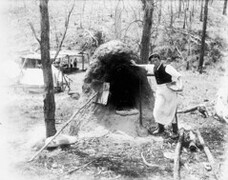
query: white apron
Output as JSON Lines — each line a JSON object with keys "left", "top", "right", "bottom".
{"left": 145, "top": 64, "right": 181, "bottom": 125}
{"left": 153, "top": 84, "right": 178, "bottom": 125}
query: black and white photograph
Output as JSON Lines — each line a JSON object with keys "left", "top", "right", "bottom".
{"left": 0, "top": 0, "right": 228, "bottom": 179}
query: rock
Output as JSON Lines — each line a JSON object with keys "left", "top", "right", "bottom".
{"left": 46, "top": 134, "right": 78, "bottom": 148}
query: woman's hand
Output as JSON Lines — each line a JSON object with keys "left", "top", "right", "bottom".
{"left": 130, "top": 60, "right": 137, "bottom": 66}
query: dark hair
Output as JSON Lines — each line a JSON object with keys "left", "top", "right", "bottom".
{"left": 148, "top": 53, "right": 160, "bottom": 61}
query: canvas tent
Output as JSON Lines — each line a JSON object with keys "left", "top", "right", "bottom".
{"left": 19, "top": 53, "right": 67, "bottom": 91}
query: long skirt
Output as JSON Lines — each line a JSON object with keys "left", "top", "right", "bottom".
{"left": 153, "top": 84, "right": 178, "bottom": 125}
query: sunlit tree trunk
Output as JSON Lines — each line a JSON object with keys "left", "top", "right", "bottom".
{"left": 158, "top": 0, "right": 162, "bottom": 24}
{"left": 178, "top": 0, "right": 182, "bottom": 17}
{"left": 140, "top": 0, "right": 153, "bottom": 64}
{"left": 170, "top": 0, "right": 173, "bottom": 27}
{"left": 183, "top": 8, "right": 187, "bottom": 29}
{"left": 198, "top": 0, "right": 209, "bottom": 74}
{"left": 200, "top": 0, "right": 204, "bottom": 22}
{"left": 40, "top": 0, "right": 56, "bottom": 137}
{"left": 223, "top": 0, "right": 228, "bottom": 15}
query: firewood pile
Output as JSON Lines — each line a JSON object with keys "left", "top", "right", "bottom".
{"left": 173, "top": 128, "right": 219, "bottom": 180}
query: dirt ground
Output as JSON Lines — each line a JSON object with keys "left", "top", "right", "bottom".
{"left": 1, "top": 57, "right": 228, "bottom": 180}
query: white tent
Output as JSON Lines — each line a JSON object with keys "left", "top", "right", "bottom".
{"left": 20, "top": 65, "right": 63, "bottom": 87}
{"left": 19, "top": 53, "right": 66, "bottom": 92}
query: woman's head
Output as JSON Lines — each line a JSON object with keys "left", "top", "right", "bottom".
{"left": 148, "top": 53, "right": 161, "bottom": 64}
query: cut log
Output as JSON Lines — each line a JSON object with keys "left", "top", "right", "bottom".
{"left": 196, "top": 129, "right": 219, "bottom": 180}
{"left": 196, "top": 130, "right": 214, "bottom": 164}
{"left": 177, "top": 105, "right": 209, "bottom": 118}
{"left": 188, "top": 130, "right": 197, "bottom": 152}
{"left": 174, "top": 128, "right": 184, "bottom": 180}
{"left": 196, "top": 130, "right": 215, "bottom": 165}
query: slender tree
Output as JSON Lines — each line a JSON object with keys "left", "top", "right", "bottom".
{"left": 140, "top": 0, "right": 154, "bottom": 64}
{"left": 198, "top": 0, "right": 209, "bottom": 74}
{"left": 223, "top": 0, "right": 228, "bottom": 15}
{"left": 40, "top": 0, "right": 56, "bottom": 137}
{"left": 158, "top": 0, "right": 162, "bottom": 24}
{"left": 178, "top": 0, "right": 182, "bottom": 17}
{"left": 170, "top": 0, "right": 174, "bottom": 27}
{"left": 200, "top": 0, "right": 204, "bottom": 22}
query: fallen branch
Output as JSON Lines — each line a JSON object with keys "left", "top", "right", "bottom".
{"left": 67, "top": 159, "right": 96, "bottom": 174}
{"left": 196, "top": 130, "right": 215, "bottom": 164}
{"left": 196, "top": 129, "right": 218, "bottom": 180}
{"left": 141, "top": 152, "right": 159, "bottom": 168}
{"left": 173, "top": 128, "right": 184, "bottom": 180}
{"left": 177, "top": 105, "right": 209, "bottom": 118}
{"left": 28, "top": 93, "right": 98, "bottom": 162}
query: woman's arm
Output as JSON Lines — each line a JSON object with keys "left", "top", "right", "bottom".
{"left": 130, "top": 60, "right": 155, "bottom": 75}
{"left": 165, "top": 65, "right": 183, "bottom": 91}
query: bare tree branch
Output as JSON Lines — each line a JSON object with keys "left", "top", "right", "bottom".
{"left": 123, "top": 20, "right": 143, "bottom": 40}
{"left": 28, "top": 22, "right": 41, "bottom": 44}
{"left": 52, "top": 1, "right": 75, "bottom": 63}
{"left": 141, "top": 152, "right": 159, "bottom": 167}
{"left": 84, "top": 29, "right": 98, "bottom": 47}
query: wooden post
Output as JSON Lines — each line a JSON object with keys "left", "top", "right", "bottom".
{"left": 82, "top": 53, "right": 85, "bottom": 71}
{"left": 174, "top": 128, "right": 184, "bottom": 180}
{"left": 139, "top": 79, "right": 142, "bottom": 126}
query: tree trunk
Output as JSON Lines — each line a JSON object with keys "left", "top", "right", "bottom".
{"left": 140, "top": 0, "right": 153, "bottom": 64}
{"left": 178, "top": 0, "right": 182, "bottom": 17}
{"left": 223, "top": 0, "right": 228, "bottom": 15}
{"left": 200, "top": 0, "right": 204, "bottom": 22}
{"left": 158, "top": 0, "right": 162, "bottom": 24}
{"left": 170, "top": 0, "right": 173, "bottom": 27}
{"left": 198, "top": 0, "right": 209, "bottom": 74}
{"left": 40, "top": 0, "right": 57, "bottom": 138}
{"left": 183, "top": 9, "right": 187, "bottom": 29}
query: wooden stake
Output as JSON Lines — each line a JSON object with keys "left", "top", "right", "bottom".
{"left": 174, "top": 128, "right": 184, "bottom": 180}
{"left": 28, "top": 93, "right": 98, "bottom": 162}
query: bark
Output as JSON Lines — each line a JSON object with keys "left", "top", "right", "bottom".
{"left": 200, "top": 0, "right": 204, "bottom": 22}
{"left": 223, "top": 0, "right": 228, "bottom": 15}
{"left": 198, "top": 0, "right": 209, "bottom": 74}
{"left": 158, "top": 0, "right": 162, "bottom": 24}
{"left": 178, "top": 0, "right": 182, "bottom": 17}
{"left": 183, "top": 9, "right": 187, "bottom": 29}
{"left": 140, "top": 0, "right": 154, "bottom": 64}
{"left": 170, "top": 0, "right": 173, "bottom": 28}
{"left": 40, "top": 0, "right": 56, "bottom": 138}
